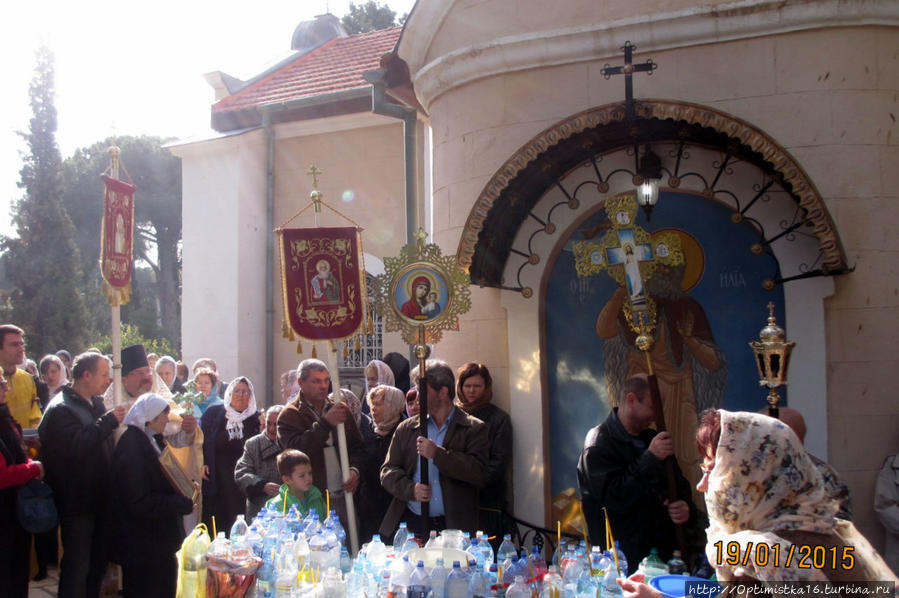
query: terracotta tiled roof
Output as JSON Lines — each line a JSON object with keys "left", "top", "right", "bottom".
{"left": 214, "top": 26, "right": 401, "bottom": 114}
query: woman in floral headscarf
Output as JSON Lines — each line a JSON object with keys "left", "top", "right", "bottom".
{"left": 201, "top": 377, "right": 260, "bottom": 534}
{"left": 620, "top": 410, "right": 896, "bottom": 597}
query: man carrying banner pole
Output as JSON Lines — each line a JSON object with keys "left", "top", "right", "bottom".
{"left": 275, "top": 167, "right": 368, "bottom": 553}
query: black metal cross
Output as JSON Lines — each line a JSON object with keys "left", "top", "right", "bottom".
{"left": 601, "top": 41, "right": 658, "bottom": 121}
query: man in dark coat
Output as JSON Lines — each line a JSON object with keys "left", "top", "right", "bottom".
{"left": 379, "top": 360, "right": 488, "bottom": 538}
{"left": 39, "top": 353, "right": 125, "bottom": 598}
{"left": 577, "top": 374, "right": 696, "bottom": 569}
{"left": 277, "top": 359, "right": 365, "bottom": 530}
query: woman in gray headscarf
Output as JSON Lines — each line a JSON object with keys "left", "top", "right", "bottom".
{"left": 359, "top": 384, "right": 406, "bottom": 542}
{"left": 110, "top": 393, "right": 195, "bottom": 598}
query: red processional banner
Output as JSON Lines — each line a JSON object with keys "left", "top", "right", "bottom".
{"left": 278, "top": 226, "right": 367, "bottom": 343}
{"left": 99, "top": 175, "right": 135, "bottom": 305}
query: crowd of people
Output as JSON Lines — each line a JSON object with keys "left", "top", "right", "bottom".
{"left": 0, "top": 320, "right": 895, "bottom": 598}
{"left": 0, "top": 323, "right": 515, "bottom": 597}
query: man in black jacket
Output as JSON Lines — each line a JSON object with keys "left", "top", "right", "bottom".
{"left": 577, "top": 374, "right": 696, "bottom": 569}
{"left": 39, "top": 353, "right": 125, "bottom": 598}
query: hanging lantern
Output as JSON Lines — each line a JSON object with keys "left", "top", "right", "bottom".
{"left": 748, "top": 302, "right": 795, "bottom": 418}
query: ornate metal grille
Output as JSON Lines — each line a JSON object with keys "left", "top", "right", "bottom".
{"left": 337, "top": 274, "right": 382, "bottom": 368}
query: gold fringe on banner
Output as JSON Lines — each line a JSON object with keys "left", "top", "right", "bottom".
{"left": 102, "top": 280, "right": 132, "bottom": 307}
{"left": 342, "top": 342, "right": 349, "bottom": 359}
{"left": 311, "top": 345, "right": 318, "bottom": 359}
{"left": 354, "top": 335, "right": 361, "bottom": 351}
{"left": 328, "top": 340, "right": 336, "bottom": 353}
{"left": 296, "top": 340, "right": 303, "bottom": 354}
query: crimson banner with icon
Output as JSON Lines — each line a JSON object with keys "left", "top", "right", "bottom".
{"left": 100, "top": 175, "right": 135, "bottom": 305}
{"left": 277, "top": 226, "right": 366, "bottom": 342}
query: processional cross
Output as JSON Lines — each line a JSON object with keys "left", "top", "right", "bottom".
{"left": 574, "top": 192, "right": 688, "bottom": 554}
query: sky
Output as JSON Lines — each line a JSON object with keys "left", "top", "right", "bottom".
{"left": 1, "top": 0, "right": 416, "bottom": 237}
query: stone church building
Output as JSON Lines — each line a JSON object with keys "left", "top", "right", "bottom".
{"left": 170, "top": 0, "right": 899, "bottom": 551}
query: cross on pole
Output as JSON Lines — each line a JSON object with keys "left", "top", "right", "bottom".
{"left": 600, "top": 41, "right": 658, "bottom": 121}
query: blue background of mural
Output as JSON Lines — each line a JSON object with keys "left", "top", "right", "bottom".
{"left": 546, "top": 191, "right": 786, "bottom": 496}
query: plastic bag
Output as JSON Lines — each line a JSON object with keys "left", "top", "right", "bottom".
{"left": 177, "top": 523, "right": 211, "bottom": 598}
{"left": 205, "top": 554, "right": 262, "bottom": 598}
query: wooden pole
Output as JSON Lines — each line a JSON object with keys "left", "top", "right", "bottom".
{"left": 416, "top": 326, "right": 430, "bottom": 537}
{"left": 108, "top": 147, "right": 122, "bottom": 407}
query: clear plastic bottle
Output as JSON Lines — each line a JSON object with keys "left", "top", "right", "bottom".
{"left": 326, "top": 510, "right": 346, "bottom": 547}
{"left": 274, "top": 541, "right": 296, "bottom": 598}
{"left": 207, "top": 532, "right": 231, "bottom": 559}
{"left": 467, "top": 537, "right": 486, "bottom": 568}
{"left": 230, "top": 535, "right": 253, "bottom": 564}
{"left": 230, "top": 514, "right": 249, "bottom": 539}
{"left": 497, "top": 534, "right": 517, "bottom": 564}
{"left": 256, "top": 547, "right": 276, "bottom": 598}
{"left": 308, "top": 529, "right": 328, "bottom": 576}
{"left": 540, "top": 566, "right": 563, "bottom": 598}
{"left": 401, "top": 536, "right": 420, "bottom": 555}
{"left": 530, "top": 544, "right": 549, "bottom": 581}
{"left": 486, "top": 563, "right": 499, "bottom": 597}
{"left": 293, "top": 531, "right": 310, "bottom": 576}
{"left": 475, "top": 531, "right": 495, "bottom": 566}
{"left": 408, "top": 560, "right": 432, "bottom": 598}
{"left": 339, "top": 545, "right": 353, "bottom": 575}
{"left": 469, "top": 563, "right": 491, "bottom": 598}
{"left": 393, "top": 521, "right": 410, "bottom": 551}
{"left": 461, "top": 531, "right": 472, "bottom": 550}
{"left": 666, "top": 550, "right": 687, "bottom": 575}
{"left": 424, "top": 530, "right": 441, "bottom": 549}
{"left": 429, "top": 557, "right": 448, "bottom": 598}
{"left": 638, "top": 548, "right": 666, "bottom": 582}
{"left": 321, "top": 566, "right": 346, "bottom": 598}
{"left": 365, "top": 533, "right": 388, "bottom": 573}
{"left": 444, "top": 561, "right": 468, "bottom": 598}
{"left": 389, "top": 554, "right": 413, "bottom": 591}
{"left": 600, "top": 567, "right": 621, "bottom": 598}
{"left": 507, "top": 575, "right": 531, "bottom": 598}
{"left": 346, "top": 561, "right": 370, "bottom": 598}
{"left": 247, "top": 522, "right": 265, "bottom": 558}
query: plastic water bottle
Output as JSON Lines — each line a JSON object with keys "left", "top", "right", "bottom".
{"left": 378, "top": 570, "right": 392, "bottom": 597}
{"left": 326, "top": 510, "right": 346, "bottom": 546}
{"left": 402, "top": 535, "right": 420, "bottom": 555}
{"left": 486, "top": 563, "right": 499, "bottom": 597}
{"left": 256, "top": 548, "right": 276, "bottom": 598}
{"left": 389, "top": 554, "right": 413, "bottom": 590}
{"left": 667, "top": 550, "right": 687, "bottom": 575}
{"left": 230, "top": 535, "right": 253, "bottom": 564}
{"left": 339, "top": 545, "right": 352, "bottom": 575}
{"left": 468, "top": 537, "right": 486, "bottom": 568}
{"left": 475, "top": 531, "right": 495, "bottom": 566}
{"left": 507, "top": 575, "right": 530, "bottom": 598}
{"left": 346, "top": 561, "right": 370, "bottom": 598}
{"left": 365, "top": 533, "right": 388, "bottom": 573}
{"left": 638, "top": 548, "right": 666, "bottom": 582}
{"left": 530, "top": 544, "right": 549, "bottom": 580}
{"left": 230, "top": 514, "right": 249, "bottom": 539}
{"left": 293, "top": 531, "right": 310, "bottom": 573}
{"left": 601, "top": 567, "right": 622, "bottom": 598}
{"left": 208, "top": 532, "right": 231, "bottom": 559}
{"left": 275, "top": 541, "right": 297, "bottom": 598}
{"left": 430, "top": 557, "right": 448, "bottom": 598}
{"left": 425, "top": 530, "right": 441, "bottom": 548}
{"left": 497, "top": 534, "right": 517, "bottom": 564}
{"left": 321, "top": 566, "right": 345, "bottom": 598}
{"left": 309, "top": 529, "right": 328, "bottom": 575}
{"left": 247, "top": 522, "right": 265, "bottom": 558}
{"left": 394, "top": 521, "right": 410, "bottom": 551}
{"left": 445, "top": 561, "right": 468, "bottom": 598}
{"left": 303, "top": 508, "right": 320, "bottom": 534}
{"left": 408, "top": 560, "right": 432, "bottom": 598}
{"left": 468, "top": 563, "right": 489, "bottom": 598}
{"left": 284, "top": 505, "right": 301, "bottom": 536}
{"left": 323, "top": 522, "right": 341, "bottom": 571}
{"left": 540, "top": 566, "right": 563, "bottom": 598}
{"left": 461, "top": 531, "right": 472, "bottom": 550}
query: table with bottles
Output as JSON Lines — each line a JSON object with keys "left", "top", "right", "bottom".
{"left": 194, "top": 505, "right": 711, "bottom": 597}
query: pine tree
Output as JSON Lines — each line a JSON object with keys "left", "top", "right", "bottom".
{"left": 1, "top": 46, "right": 88, "bottom": 358}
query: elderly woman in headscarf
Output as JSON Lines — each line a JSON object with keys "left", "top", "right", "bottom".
{"left": 361, "top": 359, "right": 395, "bottom": 416}
{"left": 155, "top": 355, "right": 186, "bottom": 395}
{"left": 619, "top": 410, "right": 897, "bottom": 597}
{"left": 110, "top": 393, "right": 195, "bottom": 598}
{"left": 358, "top": 384, "right": 406, "bottom": 543}
{"left": 201, "top": 376, "right": 260, "bottom": 534}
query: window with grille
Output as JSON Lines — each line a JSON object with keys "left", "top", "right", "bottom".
{"left": 338, "top": 274, "right": 382, "bottom": 368}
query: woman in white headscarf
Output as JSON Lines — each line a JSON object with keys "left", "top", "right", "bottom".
{"left": 110, "top": 393, "right": 195, "bottom": 598}
{"left": 362, "top": 359, "right": 395, "bottom": 416}
{"left": 358, "top": 384, "right": 406, "bottom": 542}
{"left": 200, "top": 377, "right": 260, "bottom": 534}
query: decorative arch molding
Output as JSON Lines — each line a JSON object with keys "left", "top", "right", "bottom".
{"left": 458, "top": 99, "right": 849, "bottom": 288}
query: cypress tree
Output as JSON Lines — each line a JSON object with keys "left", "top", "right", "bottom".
{"left": 1, "top": 46, "right": 87, "bottom": 357}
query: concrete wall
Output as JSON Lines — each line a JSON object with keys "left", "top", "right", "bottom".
{"left": 402, "top": 0, "right": 899, "bottom": 548}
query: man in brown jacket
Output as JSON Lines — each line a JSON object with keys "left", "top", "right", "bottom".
{"left": 277, "top": 359, "right": 364, "bottom": 528}
{"left": 379, "top": 360, "right": 488, "bottom": 538}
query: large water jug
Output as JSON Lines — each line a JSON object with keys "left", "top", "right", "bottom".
{"left": 408, "top": 560, "right": 432, "bottom": 598}
{"left": 365, "top": 533, "right": 388, "bottom": 572}
{"left": 444, "top": 561, "right": 468, "bottom": 598}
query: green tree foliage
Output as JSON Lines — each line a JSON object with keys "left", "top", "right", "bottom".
{"left": 341, "top": 1, "right": 399, "bottom": 34}
{"left": 61, "top": 135, "right": 182, "bottom": 351}
{"left": 1, "top": 47, "right": 88, "bottom": 357}
{"left": 90, "top": 322, "right": 173, "bottom": 358}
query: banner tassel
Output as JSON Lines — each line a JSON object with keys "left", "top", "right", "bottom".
{"left": 328, "top": 340, "right": 336, "bottom": 354}
{"left": 296, "top": 340, "right": 303, "bottom": 354}
{"left": 311, "top": 345, "right": 318, "bottom": 359}
{"left": 354, "top": 334, "right": 361, "bottom": 351}
{"left": 342, "top": 342, "right": 349, "bottom": 359}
